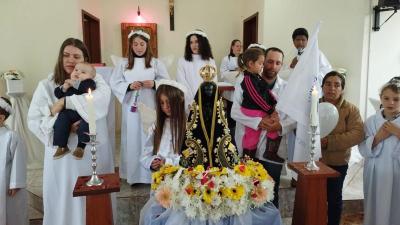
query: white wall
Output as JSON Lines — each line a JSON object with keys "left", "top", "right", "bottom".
{"left": 366, "top": 0, "right": 400, "bottom": 117}
{"left": 100, "top": 0, "right": 244, "bottom": 79}
{"left": 239, "top": 0, "right": 265, "bottom": 44}
{"left": 0, "top": 0, "right": 86, "bottom": 98}
{"left": 262, "top": 0, "right": 371, "bottom": 115}
{"left": 3, "top": 0, "right": 395, "bottom": 120}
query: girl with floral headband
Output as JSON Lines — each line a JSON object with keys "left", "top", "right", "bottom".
{"left": 110, "top": 29, "right": 170, "bottom": 185}
{"left": 0, "top": 97, "right": 28, "bottom": 225}
{"left": 176, "top": 29, "right": 217, "bottom": 106}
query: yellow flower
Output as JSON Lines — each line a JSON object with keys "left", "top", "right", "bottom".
{"left": 220, "top": 187, "right": 232, "bottom": 199}
{"left": 151, "top": 171, "right": 163, "bottom": 190}
{"left": 202, "top": 189, "right": 216, "bottom": 204}
{"left": 194, "top": 165, "right": 205, "bottom": 173}
{"left": 209, "top": 167, "right": 228, "bottom": 177}
{"left": 151, "top": 182, "right": 158, "bottom": 190}
{"left": 253, "top": 166, "right": 268, "bottom": 181}
{"left": 234, "top": 164, "right": 251, "bottom": 177}
{"left": 160, "top": 165, "right": 179, "bottom": 175}
{"left": 231, "top": 185, "right": 245, "bottom": 201}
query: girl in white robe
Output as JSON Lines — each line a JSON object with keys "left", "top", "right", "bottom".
{"left": 110, "top": 30, "right": 170, "bottom": 184}
{"left": 176, "top": 29, "right": 217, "bottom": 106}
{"left": 140, "top": 79, "right": 186, "bottom": 171}
{"left": 139, "top": 80, "right": 187, "bottom": 225}
{"left": 359, "top": 81, "right": 400, "bottom": 225}
{"left": 0, "top": 97, "right": 28, "bottom": 225}
{"left": 220, "top": 39, "right": 242, "bottom": 135}
{"left": 27, "top": 38, "right": 114, "bottom": 225}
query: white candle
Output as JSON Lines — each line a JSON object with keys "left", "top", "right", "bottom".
{"left": 310, "top": 85, "right": 319, "bottom": 126}
{"left": 86, "top": 88, "right": 96, "bottom": 134}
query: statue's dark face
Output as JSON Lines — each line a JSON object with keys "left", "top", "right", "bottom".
{"left": 202, "top": 82, "right": 216, "bottom": 98}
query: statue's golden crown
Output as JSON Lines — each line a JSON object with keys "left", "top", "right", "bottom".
{"left": 199, "top": 65, "right": 217, "bottom": 82}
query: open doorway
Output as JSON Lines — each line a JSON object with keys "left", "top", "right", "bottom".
{"left": 243, "top": 12, "right": 258, "bottom": 50}
{"left": 82, "top": 10, "right": 102, "bottom": 63}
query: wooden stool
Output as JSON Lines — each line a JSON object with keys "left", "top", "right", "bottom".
{"left": 73, "top": 173, "right": 120, "bottom": 225}
{"left": 288, "top": 162, "right": 340, "bottom": 225}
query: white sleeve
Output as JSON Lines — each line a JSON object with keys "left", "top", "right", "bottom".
{"left": 176, "top": 58, "right": 194, "bottom": 106}
{"left": 140, "top": 125, "right": 157, "bottom": 170}
{"left": 230, "top": 80, "right": 262, "bottom": 130}
{"left": 278, "top": 112, "right": 297, "bottom": 135}
{"left": 109, "top": 60, "right": 131, "bottom": 103}
{"left": 68, "top": 74, "right": 111, "bottom": 122}
{"left": 220, "top": 56, "right": 229, "bottom": 74}
{"left": 9, "top": 132, "right": 27, "bottom": 189}
{"left": 165, "top": 154, "right": 181, "bottom": 166}
{"left": 359, "top": 116, "right": 382, "bottom": 158}
{"left": 210, "top": 59, "right": 218, "bottom": 82}
{"left": 154, "top": 59, "right": 170, "bottom": 80}
{"left": 27, "top": 81, "right": 58, "bottom": 145}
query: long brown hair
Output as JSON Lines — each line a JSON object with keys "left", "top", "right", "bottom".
{"left": 153, "top": 85, "right": 186, "bottom": 155}
{"left": 53, "top": 38, "right": 90, "bottom": 85}
{"left": 126, "top": 33, "right": 153, "bottom": 70}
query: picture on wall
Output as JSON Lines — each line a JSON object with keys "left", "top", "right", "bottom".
{"left": 121, "top": 23, "right": 158, "bottom": 57}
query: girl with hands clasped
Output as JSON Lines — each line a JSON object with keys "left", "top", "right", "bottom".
{"left": 110, "top": 29, "right": 170, "bottom": 185}
{"left": 359, "top": 80, "right": 400, "bottom": 225}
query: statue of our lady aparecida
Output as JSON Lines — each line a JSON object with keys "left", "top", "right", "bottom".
{"left": 139, "top": 65, "right": 283, "bottom": 225}
{"left": 179, "top": 65, "right": 239, "bottom": 168}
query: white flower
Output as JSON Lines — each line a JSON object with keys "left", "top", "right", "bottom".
{"left": 1, "top": 70, "right": 23, "bottom": 80}
{"left": 151, "top": 162, "right": 274, "bottom": 220}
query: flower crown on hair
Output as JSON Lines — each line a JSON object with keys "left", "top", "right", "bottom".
{"left": 186, "top": 30, "right": 208, "bottom": 38}
{"left": 247, "top": 43, "right": 267, "bottom": 51}
{"left": 156, "top": 79, "right": 187, "bottom": 95}
{"left": 0, "top": 98, "right": 13, "bottom": 115}
{"left": 128, "top": 29, "right": 151, "bottom": 40}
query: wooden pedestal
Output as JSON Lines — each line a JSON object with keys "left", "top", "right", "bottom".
{"left": 288, "top": 162, "right": 340, "bottom": 225}
{"left": 73, "top": 173, "right": 120, "bottom": 225}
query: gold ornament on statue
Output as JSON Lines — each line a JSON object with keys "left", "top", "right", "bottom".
{"left": 199, "top": 65, "right": 217, "bottom": 82}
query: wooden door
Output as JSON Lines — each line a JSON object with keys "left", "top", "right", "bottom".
{"left": 243, "top": 12, "right": 258, "bottom": 50}
{"left": 82, "top": 10, "right": 101, "bottom": 63}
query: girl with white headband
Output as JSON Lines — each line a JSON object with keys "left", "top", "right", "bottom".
{"left": 110, "top": 29, "right": 170, "bottom": 185}
{"left": 176, "top": 29, "right": 217, "bottom": 105}
{"left": 0, "top": 96, "right": 28, "bottom": 225}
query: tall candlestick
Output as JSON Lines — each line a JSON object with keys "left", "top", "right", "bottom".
{"left": 310, "top": 85, "right": 319, "bottom": 126}
{"left": 86, "top": 88, "right": 96, "bottom": 134}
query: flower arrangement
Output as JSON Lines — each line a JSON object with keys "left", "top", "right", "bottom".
{"left": 1, "top": 70, "right": 23, "bottom": 80}
{"left": 151, "top": 160, "right": 275, "bottom": 221}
